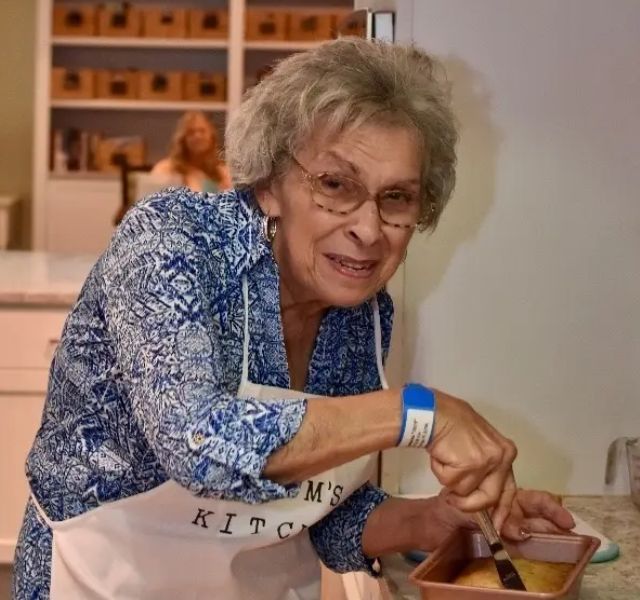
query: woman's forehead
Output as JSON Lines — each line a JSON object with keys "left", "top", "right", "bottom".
{"left": 188, "top": 115, "right": 210, "bottom": 129}
{"left": 301, "top": 123, "right": 424, "bottom": 178}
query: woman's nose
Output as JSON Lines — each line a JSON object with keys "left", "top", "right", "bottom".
{"left": 346, "top": 200, "right": 383, "bottom": 246}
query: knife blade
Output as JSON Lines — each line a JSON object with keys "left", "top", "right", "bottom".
{"left": 475, "top": 509, "right": 527, "bottom": 591}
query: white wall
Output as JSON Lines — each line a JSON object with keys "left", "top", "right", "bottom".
{"left": 397, "top": 0, "right": 640, "bottom": 494}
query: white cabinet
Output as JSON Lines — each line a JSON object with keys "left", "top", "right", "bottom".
{"left": 44, "top": 176, "right": 120, "bottom": 254}
{"left": 0, "top": 307, "right": 68, "bottom": 563}
{"left": 0, "top": 394, "right": 48, "bottom": 563}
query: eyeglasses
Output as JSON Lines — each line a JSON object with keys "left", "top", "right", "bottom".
{"left": 291, "top": 156, "right": 422, "bottom": 230}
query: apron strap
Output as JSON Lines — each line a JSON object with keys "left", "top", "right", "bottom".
{"left": 241, "top": 275, "right": 250, "bottom": 388}
{"left": 29, "top": 493, "right": 55, "bottom": 528}
{"left": 371, "top": 296, "right": 389, "bottom": 391}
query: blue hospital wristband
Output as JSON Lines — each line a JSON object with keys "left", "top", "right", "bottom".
{"left": 396, "top": 383, "right": 436, "bottom": 448}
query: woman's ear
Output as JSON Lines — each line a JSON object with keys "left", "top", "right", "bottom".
{"left": 254, "top": 179, "right": 283, "bottom": 218}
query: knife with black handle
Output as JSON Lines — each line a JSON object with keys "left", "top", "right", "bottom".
{"left": 475, "top": 509, "right": 527, "bottom": 591}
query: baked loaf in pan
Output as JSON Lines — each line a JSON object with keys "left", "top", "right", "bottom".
{"left": 453, "top": 558, "right": 574, "bottom": 593}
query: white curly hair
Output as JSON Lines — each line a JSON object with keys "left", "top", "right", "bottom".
{"left": 225, "top": 37, "right": 458, "bottom": 230}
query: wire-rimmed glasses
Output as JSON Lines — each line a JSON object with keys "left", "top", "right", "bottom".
{"left": 291, "top": 156, "right": 422, "bottom": 230}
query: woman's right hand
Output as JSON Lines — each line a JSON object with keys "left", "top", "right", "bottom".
{"left": 428, "top": 390, "right": 518, "bottom": 517}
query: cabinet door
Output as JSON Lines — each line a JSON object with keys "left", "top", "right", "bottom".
{"left": 0, "top": 393, "right": 46, "bottom": 563}
{"left": 45, "top": 178, "right": 120, "bottom": 254}
{"left": 0, "top": 309, "right": 66, "bottom": 371}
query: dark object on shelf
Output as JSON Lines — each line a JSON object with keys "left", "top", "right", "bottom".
{"left": 53, "top": 5, "right": 96, "bottom": 36}
{"left": 333, "top": 9, "right": 367, "bottom": 39}
{"left": 188, "top": 9, "right": 229, "bottom": 39}
{"left": 142, "top": 7, "right": 187, "bottom": 38}
{"left": 246, "top": 9, "right": 288, "bottom": 41}
{"left": 95, "top": 70, "right": 139, "bottom": 100}
{"left": 97, "top": 3, "right": 142, "bottom": 37}
{"left": 49, "top": 128, "right": 97, "bottom": 174}
{"left": 114, "top": 159, "right": 154, "bottom": 225}
{"left": 183, "top": 73, "right": 226, "bottom": 102}
{"left": 95, "top": 136, "right": 146, "bottom": 173}
{"left": 51, "top": 67, "right": 94, "bottom": 99}
{"left": 139, "top": 71, "right": 183, "bottom": 101}
{"left": 288, "top": 12, "right": 333, "bottom": 42}
{"left": 65, "top": 129, "right": 82, "bottom": 171}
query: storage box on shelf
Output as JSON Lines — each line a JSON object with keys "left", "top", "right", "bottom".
{"left": 97, "top": 3, "right": 142, "bottom": 37}
{"left": 94, "top": 136, "right": 146, "bottom": 173}
{"left": 52, "top": 4, "right": 96, "bottom": 36}
{"left": 51, "top": 67, "right": 94, "bottom": 99}
{"left": 333, "top": 9, "right": 367, "bottom": 38}
{"left": 246, "top": 9, "right": 288, "bottom": 42}
{"left": 138, "top": 71, "right": 183, "bottom": 101}
{"left": 188, "top": 8, "right": 229, "bottom": 39}
{"left": 288, "top": 11, "right": 334, "bottom": 42}
{"left": 142, "top": 7, "right": 187, "bottom": 39}
{"left": 95, "top": 69, "right": 139, "bottom": 100}
{"left": 184, "top": 72, "right": 226, "bottom": 102}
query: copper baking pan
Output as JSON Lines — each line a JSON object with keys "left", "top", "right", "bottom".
{"left": 409, "top": 530, "right": 600, "bottom": 599}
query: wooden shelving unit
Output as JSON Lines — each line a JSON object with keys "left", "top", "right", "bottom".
{"left": 52, "top": 35, "right": 230, "bottom": 49}
{"left": 32, "top": 0, "right": 352, "bottom": 253}
{"left": 244, "top": 40, "right": 323, "bottom": 51}
{"left": 51, "top": 99, "right": 228, "bottom": 112}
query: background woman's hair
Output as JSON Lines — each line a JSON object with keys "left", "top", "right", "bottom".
{"left": 169, "top": 111, "right": 225, "bottom": 184}
{"left": 225, "top": 37, "right": 458, "bottom": 230}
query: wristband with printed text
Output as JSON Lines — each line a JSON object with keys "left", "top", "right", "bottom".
{"left": 396, "top": 383, "right": 436, "bottom": 448}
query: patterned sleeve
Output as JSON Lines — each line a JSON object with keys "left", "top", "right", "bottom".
{"left": 308, "top": 482, "right": 389, "bottom": 574}
{"left": 100, "top": 194, "right": 306, "bottom": 504}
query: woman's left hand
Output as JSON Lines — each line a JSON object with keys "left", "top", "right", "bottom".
{"left": 498, "top": 489, "right": 575, "bottom": 540}
{"left": 363, "top": 487, "right": 575, "bottom": 558}
{"left": 410, "top": 488, "right": 575, "bottom": 552}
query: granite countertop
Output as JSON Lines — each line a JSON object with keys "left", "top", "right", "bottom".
{"left": 0, "top": 251, "right": 96, "bottom": 307}
{"left": 381, "top": 495, "right": 640, "bottom": 599}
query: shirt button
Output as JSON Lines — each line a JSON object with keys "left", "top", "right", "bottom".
{"left": 192, "top": 432, "right": 205, "bottom": 445}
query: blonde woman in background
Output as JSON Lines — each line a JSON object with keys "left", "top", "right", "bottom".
{"left": 152, "top": 110, "right": 232, "bottom": 193}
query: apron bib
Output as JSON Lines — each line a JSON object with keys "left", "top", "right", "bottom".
{"left": 31, "top": 278, "right": 388, "bottom": 600}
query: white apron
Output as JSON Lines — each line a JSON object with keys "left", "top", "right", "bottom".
{"left": 31, "top": 278, "right": 389, "bottom": 600}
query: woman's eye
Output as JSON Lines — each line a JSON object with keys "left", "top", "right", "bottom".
{"left": 319, "top": 175, "right": 348, "bottom": 194}
{"left": 383, "top": 190, "right": 414, "bottom": 204}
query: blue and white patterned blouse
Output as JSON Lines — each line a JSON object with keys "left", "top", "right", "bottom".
{"left": 12, "top": 188, "right": 393, "bottom": 599}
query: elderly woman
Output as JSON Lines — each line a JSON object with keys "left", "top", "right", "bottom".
{"left": 13, "top": 40, "right": 573, "bottom": 600}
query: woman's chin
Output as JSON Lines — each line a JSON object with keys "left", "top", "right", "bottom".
{"left": 314, "top": 270, "right": 381, "bottom": 306}
{"left": 320, "top": 280, "right": 378, "bottom": 308}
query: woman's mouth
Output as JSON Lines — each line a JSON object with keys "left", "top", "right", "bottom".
{"left": 325, "top": 253, "right": 378, "bottom": 279}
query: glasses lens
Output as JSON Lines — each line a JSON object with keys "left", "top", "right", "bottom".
{"left": 309, "top": 169, "right": 421, "bottom": 228}
{"left": 379, "top": 190, "right": 421, "bottom": 227}
{"left": 313, "top": 173, "right": 363, "bottom": 213}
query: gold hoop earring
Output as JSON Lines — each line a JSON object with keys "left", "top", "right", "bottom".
{"left": 262, "top": 215, "right": 278, "bottom": 243}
